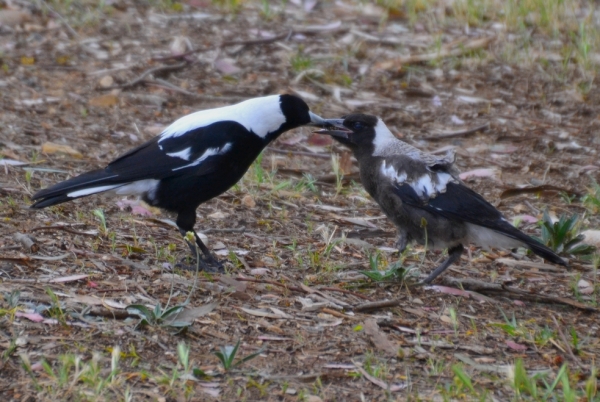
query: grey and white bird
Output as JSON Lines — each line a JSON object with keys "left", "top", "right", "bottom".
{"left": 316, "top": 114, "right": 566, "bottom": 283}
{"left": 31, "top": 94, "right": 329, "bottom": 271}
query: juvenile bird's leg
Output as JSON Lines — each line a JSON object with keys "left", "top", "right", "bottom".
{"left": 421, "top": 244, "right": 464, "bottom": 284}
{"left": 395, "top": 232, "right": 408, "bottom": 253}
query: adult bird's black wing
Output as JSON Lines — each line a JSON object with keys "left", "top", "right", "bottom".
{"left": 31, "top": 121, "right": 250, "bottom": 208}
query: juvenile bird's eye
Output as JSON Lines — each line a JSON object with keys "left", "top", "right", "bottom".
{"left": 352, "top": 122, "right": 364, "bottom": 130}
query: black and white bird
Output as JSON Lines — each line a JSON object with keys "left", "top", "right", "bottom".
{"left": 315, "top": 114, "right": 566, "bottom": 283}
{"left": 31, "top": 94, "right": 328, "bottom": 271}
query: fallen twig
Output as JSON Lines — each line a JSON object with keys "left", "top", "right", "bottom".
{"left": 378, "top": 36, "right": 495, "bottom": 68}
{"left": 551, "top": 316, "right": 584, "bottom": 367}
{"left": 153, "top": 31, "right": 291, "bottom": 61}
{"left": 104, "top": 62, "right": 188, "bottom": 90}
{"left": 422, "top": 122, "right": 490, "bottom": 141}
{"left": 13, "top": 233, "right": 38, "bottom": 253}
{"left": 202, "top": 226, "right": 246, "bottom": 234}
{"left": 317, "top": 286, "right": 371, "bottom": 300}
{"left": 353, "top": 299, "right": 402, "bottom": 312}
{"left": 267, "top": 148, "right": 331, "bottom": 159}
{"left": 234, "top": 277, "right": 307, "bottom": 294}
{"left": 438, "top": 276, "right": 598, "bottom": 312}
{"left": 30, "top": 225, "right": 98, "bottom": 237}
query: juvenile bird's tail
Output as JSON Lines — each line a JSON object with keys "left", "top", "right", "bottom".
{"left": 31, "top": 169, "right": 120, "bottom": 209}
{"left": 494, "top": 220, "right": 567, "bottom": 266}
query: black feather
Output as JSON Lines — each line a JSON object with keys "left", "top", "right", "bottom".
{"left": 392, "top": 181, "right": 566, "bottom": 265}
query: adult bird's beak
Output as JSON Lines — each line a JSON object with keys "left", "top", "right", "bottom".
{"left": 310, "top": 117, "right": 351, "bottom": 140}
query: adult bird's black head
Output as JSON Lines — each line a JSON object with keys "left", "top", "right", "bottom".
{"left": 31, "top": 94, "right": 328, "bottom": 272}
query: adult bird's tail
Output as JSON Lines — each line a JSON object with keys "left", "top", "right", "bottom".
{"left": 30, "top": 169, "right": 120, "bottom": 208}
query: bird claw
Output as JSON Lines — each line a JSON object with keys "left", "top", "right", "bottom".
{"left": 176, "top": 254, "right": 225, "bottom": 273}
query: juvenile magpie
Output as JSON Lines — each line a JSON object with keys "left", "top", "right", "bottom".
{"left": 31, "top": 94, "right": 328, "bottom": 271}
{"left": 315, "top": 114, "right": 566, "bottom": 283}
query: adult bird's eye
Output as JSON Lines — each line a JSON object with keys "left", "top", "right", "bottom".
{"left": 352, "top": 122, "right": 364, "bottom": 130}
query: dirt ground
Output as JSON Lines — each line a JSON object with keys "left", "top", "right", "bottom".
{"left": 1, "top": 1, "right": 600, "bottom": 401}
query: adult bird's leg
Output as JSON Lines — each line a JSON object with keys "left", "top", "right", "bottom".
{"left": 421, "top": 244, "right": 464, "bottom": 284}
{"left": 177, "top": 227, "right": 224, "bottom": 273}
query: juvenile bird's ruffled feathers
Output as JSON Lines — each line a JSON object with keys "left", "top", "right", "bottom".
{"left": 315, "top": 113, "right": 566, "bottom": 283}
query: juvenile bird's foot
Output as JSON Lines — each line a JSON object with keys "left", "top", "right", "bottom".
{"left": 395, "top": 234, "right": 408, "bottom": 254}
{"left": 420, "top": 244, "right": 464, "bottom": 284}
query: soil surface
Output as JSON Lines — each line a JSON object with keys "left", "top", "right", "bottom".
{"left": 1, "top": 1, "right": 599, "bottom": 401}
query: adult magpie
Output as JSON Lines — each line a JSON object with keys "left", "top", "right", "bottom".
{"left": 31, "top": 94, "right": 328, "bottom": 271}
{"left": 315, "top": 114, "right": 566, "bottom": 283}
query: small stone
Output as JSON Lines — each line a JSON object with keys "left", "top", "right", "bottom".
{"left": 99, "top": 75, "right": 114, "bottom": 88}
{"left": 208, "top": 211, "right": 228, "bottom": 220}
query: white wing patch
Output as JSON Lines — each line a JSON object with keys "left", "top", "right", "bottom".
{"left": 166, "top": 148, "right": 192, "bottom": 161}
{"left": 411, "top": 172, "right": 453, "bottom": 199}
{"left": 159, "top": 95, "right": 285, "bottom": 141}
{"left": 172, "top": 143, "right": 232, "bottom": 171}
{"left": 380, "top": 161, "right": 407, "bottom": 184}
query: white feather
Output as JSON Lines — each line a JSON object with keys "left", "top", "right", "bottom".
{"left": 372, "top": 119, "right": 399, "bottom": 156}
{"left": 414, "top": 174, "right": 435, "bottom": 197}
{"left": 68, "top": 185, "right": 119, "bottom": 198}
{"left": 166, "top": 148, "right": 192, "bottom": 161}
{"left": 465, "top": 223, "right": 523, "bottom": 250}
{"left": 113, "top": 179, "right": 160, "bottom": 201}
{"left": 410, "top": 172, "right": 453, "bottom": 198}
{"left": 172, "top": 143, "right": 232, "bottom": 171}
{"left": 380, "top": 161, "right": 407, "bottom": 183}
{"left": 159, "top": 95, "right": 285, "bottom": 141}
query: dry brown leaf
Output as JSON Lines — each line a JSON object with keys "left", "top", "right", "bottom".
{"left": 41, "top": 142, "right": 83, "bottom": 158}
{"left": 363, "top": 319, "right": 398, "bottom": 357}
{"left": 0, "top": 10, "right": 31, "bottom": 27}
{"left": 88, "top": 94, "right": 119, "bottom": 108}
{"left": 163, "top": 303, "right": 218, "bottom": 325}
{"left": 242, "top": 194, "right": 256, "bottom": 208}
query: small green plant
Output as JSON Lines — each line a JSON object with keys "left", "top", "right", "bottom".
{"left": 582, "top": 180, "right": 600, "bottom": 214}
{"left": 45, "top": 288, "right": 68, "bottom": 326}
{"left": 361, "top": 261, "right": 407, "bottom": 282}
{"left": 126, "top": 302, "right": 190, "bottom": 330}
{"left": 24, "top": 169, "right": 33, "bottom": 190}
{"left": 451, "top": 364, "right": 475, "bottom": 393}
{"left": 330, "top": 154, "right": 344, "bottom": 197}
{"left": 92, "top": 208, "right": 108, "bottom": 235}
{"left": 3, "top": 289, "right": 21, "bottom": 309}
{"left": 539, "top": 210, "right": 596, "bottom": 256}
{"left": 533, "top": 325, "right": 555, "bottom": 347}
{"left": 360, "top": 252, "right": 408, "bottom": 282}
{"left": 511, "top": 358, "right": 538, "bottom": 398}
{"left": 213, "top": 340, "right": 264, "bottom": 371}
{"left": 449, "top": 307, "right": 459, "bottom": 335}
{"left": 291, "top": 52, "right": 313, "bottom": 73}
{"left": 296, "top": 173, "right": 318, "bottom": 193}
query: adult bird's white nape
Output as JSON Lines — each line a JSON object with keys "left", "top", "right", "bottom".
{"left": 315, "top": 114, "right": 566, "bottom": 284}
{"left": 31, "top": 94, "right": 329, "bottom": 271}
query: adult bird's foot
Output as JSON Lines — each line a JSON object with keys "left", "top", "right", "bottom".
{"left": 176, "top": 254, "right": 225, "bottom": 273}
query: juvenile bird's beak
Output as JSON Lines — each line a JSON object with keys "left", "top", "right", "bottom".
{"left": 311, "top": 118, "right": 351, "bottom": 140}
